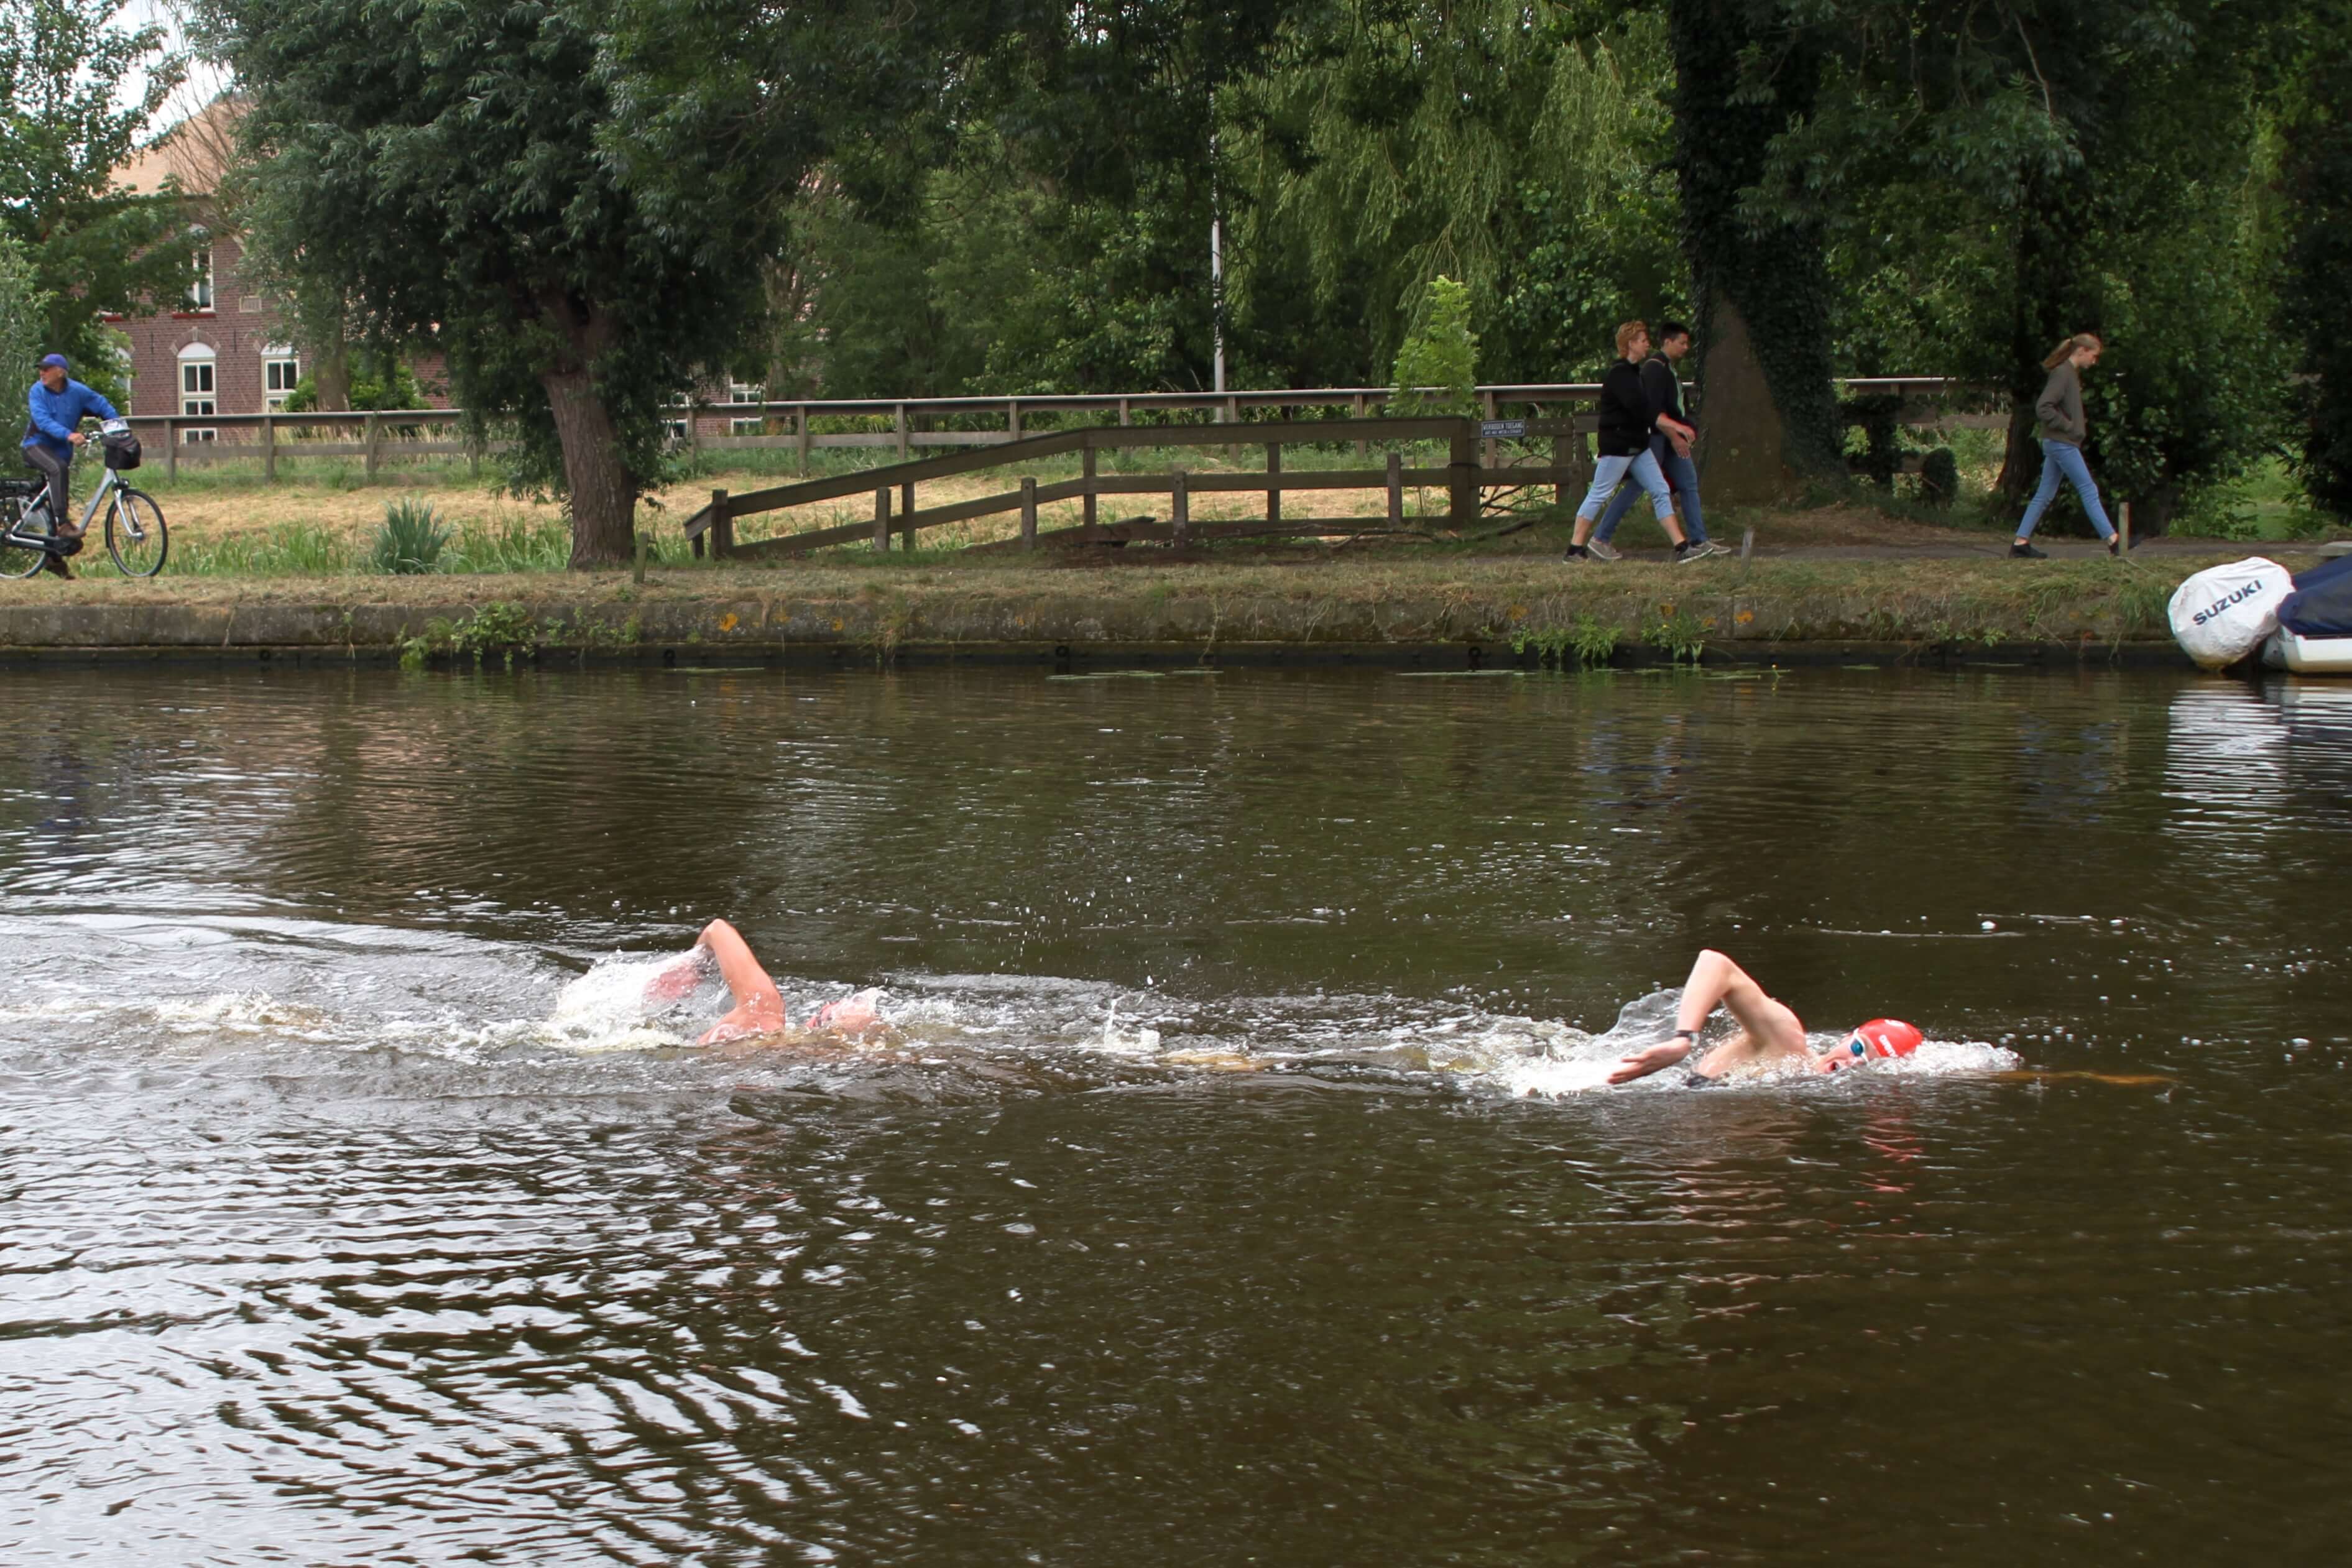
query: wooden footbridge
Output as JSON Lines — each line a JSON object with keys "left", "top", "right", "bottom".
{"left": 676, "top": 415, "right": 1600, "bottom": 558}
{"left": 671, "top": 377, "right": 1991, "bottom": 558}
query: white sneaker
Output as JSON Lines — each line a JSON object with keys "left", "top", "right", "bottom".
{"left": 1585, "top": 538, "right": 1622, "bottom": 561}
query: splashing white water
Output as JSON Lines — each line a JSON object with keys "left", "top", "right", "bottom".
{"left": 544, "top": 954, "right": 709, "bottom": 1052}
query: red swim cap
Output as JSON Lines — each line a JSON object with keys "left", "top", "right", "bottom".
{"left": 1848, "top": 1019, "right": 1924, "bottom": 1059}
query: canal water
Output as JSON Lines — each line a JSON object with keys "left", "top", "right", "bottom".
{"left": 2, "top": 665, "right": 2347, "bottom": 1563}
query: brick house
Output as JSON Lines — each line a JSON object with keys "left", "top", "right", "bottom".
{"left": 106, "top": 99, "right": 451, "bottom": 445}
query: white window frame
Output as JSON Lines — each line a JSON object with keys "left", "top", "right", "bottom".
{"left": 178, "top": 343, "right": 218, "bottom": 438}
{"left": 727, "top": 379, "right": 764, "bottom": 405}
{"left": 663, "top": 417, "right": 690, "bottom": 441}
{"left": 187, "top": 236, "right": 215, "bottom": 312}
{"left": 263, "top": 348, "right": 302, "bottom": 410}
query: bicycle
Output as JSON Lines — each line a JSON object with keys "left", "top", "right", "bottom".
{"left": 2, "top": 418, "right": 170, "bottom": 579}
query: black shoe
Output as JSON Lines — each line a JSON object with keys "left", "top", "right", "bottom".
{"left": 1564, "top": 545, "right": 1592, "bottom": 562}
{"left": 2009, "top": 541, "right": 2047, "bottom": 559}
{"left": 2108, "top": 534, "right": 2141, "bottom": 555}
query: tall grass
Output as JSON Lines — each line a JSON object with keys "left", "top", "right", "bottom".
{"left": 175, "top": 522, "right": 357, "bottom": 576}
{"left": 442, "top": 515, "right": 571, "bottom": 573}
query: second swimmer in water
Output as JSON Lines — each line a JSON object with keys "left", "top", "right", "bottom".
{"left": 1607, "top": 948, "right": 1922, "bottom": 1086}
{"left": 644, "top": 918, "right": 881, "bottom": 1045}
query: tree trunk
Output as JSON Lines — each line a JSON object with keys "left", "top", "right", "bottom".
{"left": 538, "top": 296, "right": 638, "bottom": 569}
{"left": 311, "top": 349, "right": 353, "bottom": 413}
{"left": 1667, "top": 0, "right": 1843, "bottom": 505}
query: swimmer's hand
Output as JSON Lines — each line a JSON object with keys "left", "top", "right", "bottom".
{"left": 1608, "top": 1040, "right": 1693, "bottom": 1085}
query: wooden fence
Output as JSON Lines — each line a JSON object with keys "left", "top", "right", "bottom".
{"left": 117, "top": 376, "right": 1996, "bottom": 482}
{"left": 680, "top": 415, "right": 1642, "bottom": 557}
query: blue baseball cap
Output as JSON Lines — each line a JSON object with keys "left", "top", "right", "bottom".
{"left": 38, "top": 354, "right": 68, "bottom": 370}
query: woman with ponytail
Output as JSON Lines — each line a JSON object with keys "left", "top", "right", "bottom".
{"left": 2011, "top": 333, "right": 2134, "bottom": 558}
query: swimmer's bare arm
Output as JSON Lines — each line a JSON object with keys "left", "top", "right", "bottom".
{"left": 694, "top": 919, "right": 785, "bottom": 1041}
{"left": 1609, "top": 949, "right": 1806, "bottom": 1084}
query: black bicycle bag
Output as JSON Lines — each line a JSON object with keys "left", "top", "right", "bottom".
{"left": 101, "top": 428, "right": 142, "bottom": 471}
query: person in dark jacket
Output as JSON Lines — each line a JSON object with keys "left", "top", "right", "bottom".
{"left": 2011, "top": 333, "right": 2133, "bottom": 558}
{"left": 1566, "top": 322, "right": 1696, "bottom": 562}
{"left": 1589, "top": 321, "right": 1723, "bottom": 559}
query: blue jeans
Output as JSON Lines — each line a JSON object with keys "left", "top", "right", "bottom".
{"left": 2016, "top": 439, "right": 2114, "bottom": 540}
{"left": 1575, "top": 449, "right": 1673, "bottom": 523}
{"left": 1594, "top": 435, "right": 1707, "bottom": 543}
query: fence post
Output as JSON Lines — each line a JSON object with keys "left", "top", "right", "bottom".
{"left": 796, "top": 407, "right": 811, "bottom": 474}
{"left": 1481, "top": 389, "right": 1500, "bottom": 467}
{"left": 711, "top": 488, "right": 732, "bottom": 558}
{"left": 1022, "top": 476, "right": 1038, "bottom": 549}
{"left": 1171, "top": 468, "right": 1189, "bottom": 546}
{"left": 1553, "top": 435, "right": 1570, "bottom": 510}
{"left": 364, "top": 412, "right": 380, "bottom": 480}
{"left": 894, "top": 402, "right": 908, "bottom": 460}
{"left": 900, "top": 479, "right": 915, "bottom": 539}
{"left": 1082, "top": 443, "right": 1098, "bottom": 528}
{"left": 1265, "top": 442, "right": 1281, "bottom": 523}
{"left": 874, "top": 486, "right": 890, "bottom": 551}
{"left": 1118, "top": 397, "right": 1131, "bottom": 428}
{"left": 1449, "top": 424, "right": 1476, "bottom": 531}
{"left": 1387, "top": 450, "right": 1403, "bottom": 527}
{"left": 2120, "top": 501, "right": 2132, "bottom": 553}
{"left": 1353, "top": 394, "right": 1368, "bottom": 459}
{"left": 262, "top": 415, "right": 276, "bottom": 483}
{"left": 1007, "top": 399, "right": 1022, "bottom": 443}
{"left": 166, "top": 418, "right": 178, "bottom": 481}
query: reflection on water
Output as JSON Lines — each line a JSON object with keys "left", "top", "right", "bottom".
{"left": 3, "top": 666, "right": 2350, "bottom": 1563}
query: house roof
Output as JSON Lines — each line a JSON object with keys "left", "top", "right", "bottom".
{"left": 114, "top": 96, "right": 245, "bottom": 197}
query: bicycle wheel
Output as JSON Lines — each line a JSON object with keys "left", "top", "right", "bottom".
{"left": 106, "top": 487, "right": 169, "bottom": 577}
{"left": 0, "top": 496, "right": 53, "bottom": 579}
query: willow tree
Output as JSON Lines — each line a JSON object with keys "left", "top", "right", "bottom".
{"left": 1223, "top": 1, "right": 1682, "bottom": 382}
{"left": 202, "top": 0, "right": 869, "bottom": 567}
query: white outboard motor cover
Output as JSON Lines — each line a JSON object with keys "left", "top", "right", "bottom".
{"left": 2168, "top": 556, "right": 2292, "bottom": 670}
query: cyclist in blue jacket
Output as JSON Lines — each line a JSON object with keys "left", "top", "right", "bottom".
{"left": 24, "top": 353, "right": 118, "bottom": 548}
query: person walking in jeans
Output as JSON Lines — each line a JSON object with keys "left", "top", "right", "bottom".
{"left": 1589, "top": 321, "right": 1725, "bottom": 560}
{"left": 1565, "top": 321, "right": 1696, "bottom": 562}
{"left": 2012, "top": 333, "right": 2135, "bottom": 558}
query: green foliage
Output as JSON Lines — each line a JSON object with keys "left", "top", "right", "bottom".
{"left": 282, "top": 356, "right": 424, "bottom": 413}
{"left": 1644, "top": 605, "right": 1708, "bottom": 664}
{"left": 2280, "top": 25, "right": 2352, "bottom": 516}
{"left": 1386, "top": 277, "right": 1478, "bottom": 418}
{"left": 0, "top": 0, "right": 196, "bottom": 396}
{"left": 0, "top": 232, "right": 50, "bottom": 402}
{"left": 1512, "top": 611, "right": 1622, "bottom": 668}
{"left": 371, "top": 498, "right": 448, "bottom": 574}
{"left": 1229, "top": 4, "right": 1684, "bottom": 382}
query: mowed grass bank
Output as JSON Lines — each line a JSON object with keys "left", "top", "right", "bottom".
{"left": 1, "top": 550, "right": 2302, "bottom": 660}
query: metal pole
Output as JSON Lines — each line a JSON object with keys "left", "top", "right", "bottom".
{"left": 1210, "top": 119, "right": 1225, "bottom": 412}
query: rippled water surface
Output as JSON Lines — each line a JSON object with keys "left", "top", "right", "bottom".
{"left": 4, "top": 665, "right": 2349, "bottom": 1563}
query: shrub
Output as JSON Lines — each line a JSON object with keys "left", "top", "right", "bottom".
{"left": 1386, "top": 276, "right": 1479, "bottom": 419}
{"left": 372, "top": 497, "right": 450, "bottom": 574}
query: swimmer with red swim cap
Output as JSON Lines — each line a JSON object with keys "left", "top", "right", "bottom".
{"left": 645, "top": 919, "right": 881, "bottom": 1045}
{"left": 1607, "top": 948, "right": 1922, "bottom": 1086}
